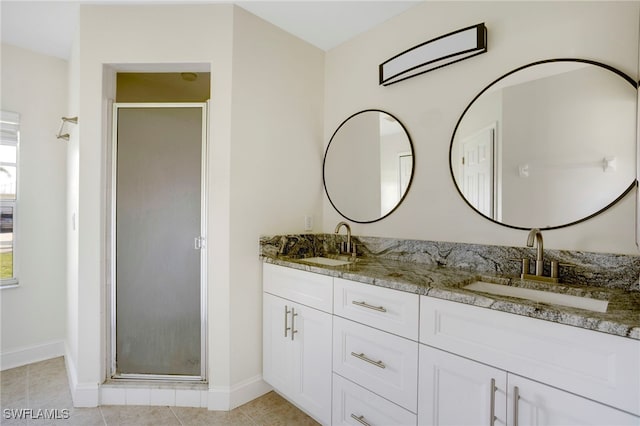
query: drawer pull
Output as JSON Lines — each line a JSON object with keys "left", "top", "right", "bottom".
{"left": 351, "top": 352, "right": 386, "bottom": 369}
{"left": 513, "top": 386, "right": 520, "bottom": 426}
{"left": 489, "top": 378, "right": 496, "bottom": 426}
{"left": 291, "top": 307, "right": 298, "bottom": 341}
{"left": 350, "top": 414, "right": 372, "bottom": 426}
{"left": 284, "top": 305, "right": 291, "bottom": 338}
{"left": 352, "top": 300, "right": 387, "bottom": 313}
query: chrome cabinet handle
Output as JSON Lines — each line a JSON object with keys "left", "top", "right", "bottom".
{"left": 352, "top": 300, "right": 387, "bottom": 313}
{"left": 350, "top": 414, "right": 371, "bottom": 426}
{"left": 284, "top": 306, "right": 291, "bottom": 337}
{"left": 351, "top": 352, "right": 386, "bottom": 369}
{"left": 513, "top": 386, "right": 520, "bottom": 426}
{"left": 490, "top": 378, "right": 496, "bottom": 426}
{"left": 291, "top": 308, "right": 298, "bottom": 341}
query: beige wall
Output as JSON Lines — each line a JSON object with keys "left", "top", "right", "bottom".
{"left": 0, "top": 44, "right": 68, "bottom": 367}
{"left": 323, "top": 1, "right": 640, "bottom": 255}
{"left": 229, "top": 6, "right": 324, "bottom": 386}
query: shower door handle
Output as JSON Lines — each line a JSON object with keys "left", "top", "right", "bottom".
{"left": 194, "top": 237, "right": 206, "bottom": 250}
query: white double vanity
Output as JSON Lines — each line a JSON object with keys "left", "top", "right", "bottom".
{"left": 262, "top": 260, "right": 640, "bottom": 426}
{"left": 267, "top": 23, "right": 640, "bottom": 426}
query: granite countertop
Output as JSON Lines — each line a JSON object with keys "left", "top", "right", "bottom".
{"left": 262, "top": 254, "right": 640, "bottom": 340}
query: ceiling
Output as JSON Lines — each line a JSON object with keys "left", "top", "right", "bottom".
{"left": 0, "top": 1, "right": 422, "bottom": 60}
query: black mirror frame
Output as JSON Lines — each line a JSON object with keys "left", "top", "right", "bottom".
{"left": 323, "top": 109, "right": 415, "bottom": 224}
{"left": 449, "top": 58, "right": 638, "bottom": 231}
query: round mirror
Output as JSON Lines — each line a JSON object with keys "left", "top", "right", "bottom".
{"left": 324, "top": 110, "right": 414, "bottom": 223}
{"left": 450, "top": 59, "right": 637, "bottom": 230}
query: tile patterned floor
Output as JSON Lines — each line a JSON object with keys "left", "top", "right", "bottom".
{"left": 0, "top": 357, "right": 319, "bottom": 425}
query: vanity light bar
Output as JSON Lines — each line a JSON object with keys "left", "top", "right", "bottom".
{"left": 379, "top": 23, "right": 487, "bottom": 86}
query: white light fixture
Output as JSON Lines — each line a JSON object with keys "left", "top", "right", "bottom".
{"left": 380, "top": 23, "right": 487, "bottom": 86}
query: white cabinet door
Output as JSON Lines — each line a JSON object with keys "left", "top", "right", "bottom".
{"left": 507, "top": 374, "right": 640, "bottom": 426}
{"left": 263, "top": 293, "right": 295, "bottom": 395}
{"left": 290, "top": 302, "right": 333, "bottom": 425}
{"left": 263, "top": 292, "right": 332, "bottom": 425}
{"left": 418, "top": 344, "right": 507, "bottom": 426}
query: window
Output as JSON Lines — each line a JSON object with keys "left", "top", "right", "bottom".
{"left": 1, "top": 111, "right": 19, "bottom": 286}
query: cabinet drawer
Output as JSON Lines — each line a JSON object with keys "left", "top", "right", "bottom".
{"left": 334, "top": 278, "right": 419, "bottom": 340}
{"left": 333, "top": 316, "right": 418, "bottom": 412}
{"left": 333, "top": 374, "right": 417, "bottom": 426}
{"left": 263, "top": 263, "right": 333, "bottom": 313}
{"left": 420, "top": 296, "right": 640, "bottom": 416}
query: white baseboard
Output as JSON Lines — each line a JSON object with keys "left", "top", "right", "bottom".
{"left": 64, "top": 344, "right": 100, "bottom": 407}
{"left": 208, "top": 375, "right": 272, "bottom": 411}
{"left": 0, "top": 340, "right": 65, "bottom": 371}
{"left": 1, "top": 341, "right": 268, "bottom": 410}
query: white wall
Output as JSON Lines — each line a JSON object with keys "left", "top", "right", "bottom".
{"left": 66, "top": 28, "right": 80, "bottom": 391}
{"left": 325, "top": 112, "right": 380, "bottom": 220}
{"left": 323, "top": 1, "right": 640, "bottom": 255}
{"left": 229, "top": 5, "right": 324, "bottom": 389}
{"left": 68, "top": 4, "right": 235, "bottom": 406}
{"left": 500, "top": 66, "right": 635, "bottom": 227}
{"left": 67, "top": 3, "right": 324, "bottom": 408}
{"left": 0, "top": 44, "right": 68, "bottom": 368}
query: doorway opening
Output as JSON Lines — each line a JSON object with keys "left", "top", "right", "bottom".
{"left": 108, "top": 71, "right": 210, "bottom": 381}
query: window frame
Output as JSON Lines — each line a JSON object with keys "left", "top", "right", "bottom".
{"left": 1, "top": 110, "right": 20, "bottom": 287}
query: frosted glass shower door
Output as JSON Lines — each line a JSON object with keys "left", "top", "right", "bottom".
{"left": 113, "top": 104, "right": 206, "bottom": 379}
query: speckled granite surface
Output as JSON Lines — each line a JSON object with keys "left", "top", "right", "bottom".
{"left": 260, "top": 234, "right": 640, "bottom": 340}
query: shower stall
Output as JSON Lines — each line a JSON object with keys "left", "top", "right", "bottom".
{"left": 108, "top": 102, "right": 208, "bottom": 381}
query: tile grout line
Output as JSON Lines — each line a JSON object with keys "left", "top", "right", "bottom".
{"left": 245, "top": 410, "right": 260, "bottom": 425}
{"left": 26, "top": 364, "right": 34, "bottom": 425}
{"left": 98, "top": 406, "right": 108, "bottom": 426}
{"left": 237, "top": 407, "right": 261, "bottom": 425}
{"left": 25, "top": 363, "right": 31, "bottom": 425}
{"left": 168, "top": 405, "right": 184, "bottom": 425}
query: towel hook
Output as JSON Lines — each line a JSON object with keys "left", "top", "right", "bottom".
{"left": 56, "top": 116, "right": 78, "bottom": 141}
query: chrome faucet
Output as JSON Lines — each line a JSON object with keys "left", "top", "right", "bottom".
{"left": 334, "top": 221, "right": 353, "bottom": 254}
{"left": 526, "top": 228, "right": 544, "bottom": 276}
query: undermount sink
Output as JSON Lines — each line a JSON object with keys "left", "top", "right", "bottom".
{"left": 299, "top": 256, "right": 354, "bottom": 267}
{"left": 464, "top": 281, "right": 609, "bottom": 313}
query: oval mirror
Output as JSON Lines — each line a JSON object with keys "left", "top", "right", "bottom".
{"left": 324, "top": 110, "right": 414, "bottom": 223}
{"left": 450, "top": 59, "right": 637, "bottom": 230}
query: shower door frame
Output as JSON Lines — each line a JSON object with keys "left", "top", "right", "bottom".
{"left": 108, "top": 102, "right": 208, "bottom": 382}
